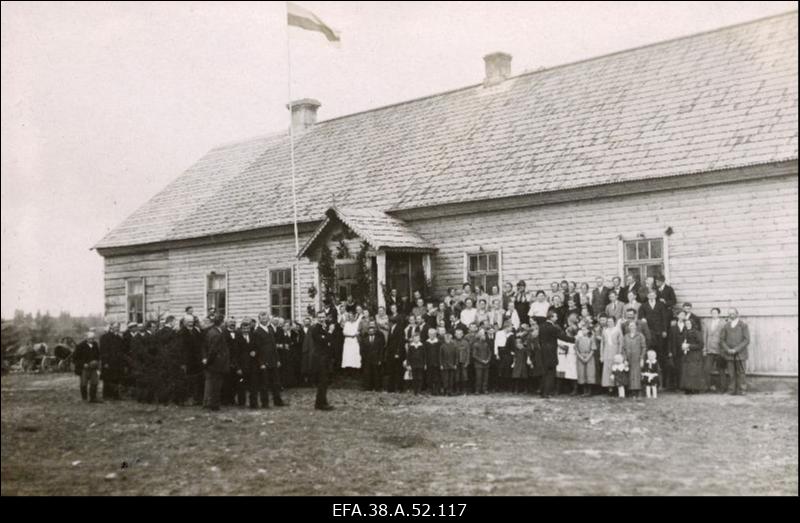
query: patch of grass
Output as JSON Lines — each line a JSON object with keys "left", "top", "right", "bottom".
{"left": 1, "top": 373, "right": 797, "bottom": 495}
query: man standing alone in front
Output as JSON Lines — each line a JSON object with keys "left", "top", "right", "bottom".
{"left": 310, "top": 311, "right": 335, "bottom": 410}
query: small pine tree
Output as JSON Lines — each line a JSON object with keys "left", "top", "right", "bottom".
{"left": 318, "top": 242, "right": 337, "bottom": 304}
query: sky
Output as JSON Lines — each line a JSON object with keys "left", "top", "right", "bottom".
{"left": 1, "top": 0, "right": 796, "bottom": 317}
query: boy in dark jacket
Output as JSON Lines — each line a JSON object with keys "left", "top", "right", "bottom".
{"left": 440, "top": 332, "right": 458, "bottom": 396}
{"left": 453, "top": 328, "right": 471, "bottom": 394}
{"left": 471, "top": 332, "right": 492, "bottom": 394}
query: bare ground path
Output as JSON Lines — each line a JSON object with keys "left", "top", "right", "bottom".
{"left": 1, "top": 373, "right": 796, "bottom": 495}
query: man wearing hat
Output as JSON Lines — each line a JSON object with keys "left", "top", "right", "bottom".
{"left": 120, "top": 322, "right": 138, "bottom": 398}
{"left": 73, "top": 331, "right": 102, "bottom": 403}
{"left": 99, "top": 322, "right": 125, "bottom": 400}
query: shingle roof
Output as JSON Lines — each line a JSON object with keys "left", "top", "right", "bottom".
{"left": 96, "top": 12, "right": 799, "bottom": 250}
{"left": 298, "top": 206, "right": 436, "bottom": 257}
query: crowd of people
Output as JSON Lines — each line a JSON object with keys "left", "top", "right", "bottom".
{"left": 70, "top": 274, "right": 751, "bottom": 410}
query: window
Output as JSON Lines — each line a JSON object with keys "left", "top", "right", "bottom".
{"left": 270, "top": 268, "right": 293, "bottom": 320}
{"left": 623, "top": 238, "right": 664, "bottom": 283}
{"left": 336, "top": 263, "right": 358, "bottom": 303}
{"left": 126, "top": 278, "right": 145, "bottom": 324}
{"left": 206, "top": 272, "right": 227, "bottom": 318}
{"left": 467, "top": 252, "right": 499, "bottom": 292}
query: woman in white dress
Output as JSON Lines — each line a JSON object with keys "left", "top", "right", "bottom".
{"left": 341, "top": 311, "right": 362, "bottom": 370}
{"left": 600, "top": 316, "right": 624, "bottom": 392}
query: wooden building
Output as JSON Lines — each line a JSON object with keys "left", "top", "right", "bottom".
{"left": 95, "top": 13, "right": 798, "bottom": 376}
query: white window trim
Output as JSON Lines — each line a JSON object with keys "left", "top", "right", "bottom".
{"left": 617, "top": 231, "right": 670, "bottom": 283}
{"left": 267, "top": 266, "right": 294, "bottom": 321}
{"left": 125, "top": 277, "right": 145, "bottom": 323}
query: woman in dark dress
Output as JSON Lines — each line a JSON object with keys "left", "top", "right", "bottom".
{"left": 678, "top": 314, "right": 706, "bottom": 393}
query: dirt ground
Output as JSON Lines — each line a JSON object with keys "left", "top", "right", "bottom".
{"left": 1, "top": 373, "right": 796, "bottom": 496}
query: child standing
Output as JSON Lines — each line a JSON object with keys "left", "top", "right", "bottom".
{"left": 406, "top": 333, "right": 426, "bottom": 395}
{"left": 440, "top": 332, "right": 458, "bottom": 396}
{"left": 642, "top": 349, "right": 661, "bottom": 398}
{"left": 623, "top": 320, "right": 647, "bottom": 398}
{"left": 453, "top": 328, "right": 471, "bottom": 394}
{"left": 424, "top": 327, "right": 442, "bottom": 395}
{"left": 510, "top": 337, "right": 531, "bottom": 393}
{"left": 574, "top": 323, "right": 596, "bottom": 396}
{"left": 611, "top": 353, "right": 629, "bottom": 398}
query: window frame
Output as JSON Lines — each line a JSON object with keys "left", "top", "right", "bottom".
{"left": 618, "top": 234, "right": 670, "bottom": 284}
{"left": 268, "top": 266, "right": 294, "bottom": 321}
{"left": 463, "top": 250, "right": 501, "bottom": 294}
{"left": 204, "top": 271, "right": 228, "bottom": 318}
{"left": 125, "top": 277, "right": 146, "bottom": 324}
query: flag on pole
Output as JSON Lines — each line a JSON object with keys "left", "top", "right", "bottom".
{"left": 287, "top": 2, "right": 341, "bottom": 43}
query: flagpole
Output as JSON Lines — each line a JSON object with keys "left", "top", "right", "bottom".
{"left": 286, "top": 12, "right": 300, "bottom": 258}
{"left": 286, "top": 3, "right": 301, "bottom": 321}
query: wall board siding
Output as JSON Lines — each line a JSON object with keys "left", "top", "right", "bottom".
{"left": 408, "top": 174, "right": 798, "bottom": 374}
{"left": 168, "top": 232, "right": 316, "bottom": 321}
{"left": 101, "top": 174, "right": 797, "bottom": 373}
{"left": 103, "top": 251, "right": 169, "bottom": 323}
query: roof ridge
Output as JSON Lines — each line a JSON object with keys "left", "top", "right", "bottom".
{"left": 310, "top": 10, "right": 798, "bottom": 128}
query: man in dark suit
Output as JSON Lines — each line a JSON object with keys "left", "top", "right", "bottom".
{"left": 639, "top": 289, "right": 671, "bottom": 381}
{"left": 590, "top": 276, "right": 609, "bottom": 316}
{"left": 538, "top": 310, "right": 575, "bottom": 398}
{"left": 74, "top": 331, "right": 102, "bottom": 403}
{"left": 384, "top": 316, "right": 406, "bottom": 393}
{"left": 179, "top": 315, "right": 205, "bottom": 406}
{"left": 359, "top": 322, "right": 386, "bottom": 391}
{"left": 202, "top": 314, "right": 229, "bottom": 411}
{"left": 310, "top": 311, "right": 335, "bottom": 410}
{"left": 99, "top": 322, "right": 124, "bottom": 400}
{"left": 252, "top": 312, "right": 286, "bottom": 408}
{"left": 655, "top": 275, "right": 677, "bottom": 313}
{"left": 130, "top": 321, "right": 152, "bottom": 402}
{"left": 621, "top": 274, "right": 641, "bottom": 305}
{"left": 681, "top": 302, "right": 703, "bottom": 332}
{"left": 155, "top": 316, "right": 177, "bottom": 403}
{"left": 219, "top": 317, "right": 240, "bottom": 406}
{"left": 236, "top": 319, "right": 259, "bottom": 408}
{"left": 610, "top": 276, "right": 624, "bottom": 304}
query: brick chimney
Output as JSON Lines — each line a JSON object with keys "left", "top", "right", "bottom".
{"left": 483, "top": 52, "right": 512, "bottom": 86}
{"left": 287, "top": 98, "right": 321, "bottom": 133}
